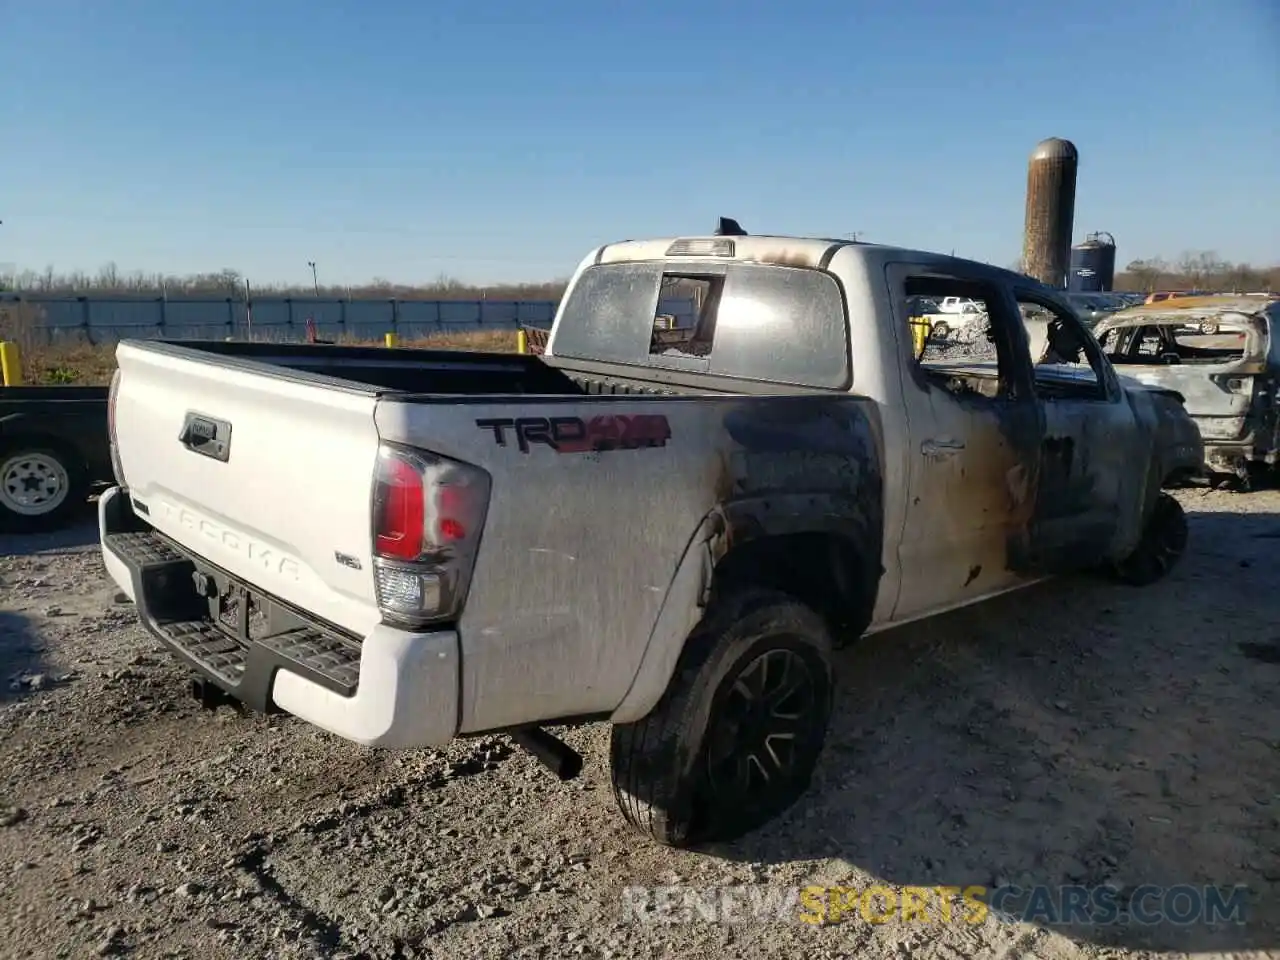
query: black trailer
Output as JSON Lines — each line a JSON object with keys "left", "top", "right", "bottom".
{"left": 0, "top": 385, "right": 111, "bottom": 532}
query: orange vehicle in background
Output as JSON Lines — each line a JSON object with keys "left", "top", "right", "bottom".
{"left": 1145, "top": 290, "right": 1210, "bottom": 304}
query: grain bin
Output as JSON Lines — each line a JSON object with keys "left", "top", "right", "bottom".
{"left": 1068, "top": 232, "right": 1117, "bottom": 292}
{"left": 1021, "top": 138, "right": 1079, "bottom": 288}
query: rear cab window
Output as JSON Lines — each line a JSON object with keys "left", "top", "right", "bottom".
{"left": 550, "top": 261, "right": 851, "bottom": 389}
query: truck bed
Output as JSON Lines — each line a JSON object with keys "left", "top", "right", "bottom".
{"left": 105, "top": 339, "right": 748, "bottom": 639}
{"left": 132, "top": 339, "right": 780, "bottom": 401}
{"left": 150, "top": 339, "right": 590, "bottom": 395}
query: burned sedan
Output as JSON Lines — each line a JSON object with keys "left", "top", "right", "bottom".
{"left": 1094, "top": 295, "right": 1280, "bottom": 487}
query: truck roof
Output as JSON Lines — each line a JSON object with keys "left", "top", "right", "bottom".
{"left": 594, "top": 234, "right": 1041, "bottom": 289}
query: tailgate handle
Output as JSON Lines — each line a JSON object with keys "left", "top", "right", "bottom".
{"left": 179, "top": 412, "right": 232, "bottom": 463}
{"left": 921, "top": 438, "right": 965, "bottom": 456}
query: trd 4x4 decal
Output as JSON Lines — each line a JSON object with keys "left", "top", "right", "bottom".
{"left": 476, "top": 414, "right": 672, "bottom": 454}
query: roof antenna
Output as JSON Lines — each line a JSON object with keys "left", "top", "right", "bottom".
{"left": 714, "top": 217, "right": 747, "bottom": 237}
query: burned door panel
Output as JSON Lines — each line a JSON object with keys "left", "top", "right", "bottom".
{"left": 1022, "top": 396, "right": 1137, "bottom": 571}
{"left": 1012, "top": 289, "right": 1140, "bottom": 573}
{"left": 888, "top": 266, "right": 1046, "bottom": 620}
{"left": 893, "top": 388, "right": 1043, "bottom": 618}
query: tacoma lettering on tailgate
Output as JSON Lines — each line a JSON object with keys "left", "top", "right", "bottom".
{"left": 154, "top": 500, "right": 302, "bottom": 581}
{"left": 475, "top": 415, "right": 672, "bottom": 454}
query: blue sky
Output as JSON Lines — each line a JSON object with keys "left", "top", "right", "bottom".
{"left": 3, "top": 0, "right": 1277, "bottom": 285}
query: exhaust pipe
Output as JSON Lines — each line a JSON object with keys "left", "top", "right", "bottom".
{"left": 510, "top": 726, "right": 583, "bottom": 781}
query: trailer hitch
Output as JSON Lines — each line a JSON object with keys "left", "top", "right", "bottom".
{"left": 510, "top": 726, "right": 583, "bottom": 781}
{"left": 189, "top": 677, "right": 241, "bottom": 714}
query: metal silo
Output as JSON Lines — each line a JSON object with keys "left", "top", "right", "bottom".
{"left": 1068, "top": 232, "right": 1117, "bottom": 292}
{"left": 1021, "top": 138, "right": 1079, "bottom": 288}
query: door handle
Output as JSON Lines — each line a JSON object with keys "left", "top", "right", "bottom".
{"left": 921, "top": 438, "right": 966, "bottom": 457}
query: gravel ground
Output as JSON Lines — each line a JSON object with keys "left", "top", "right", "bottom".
{"left": 2, "top": 489, "right": 1279, "bottom": 960}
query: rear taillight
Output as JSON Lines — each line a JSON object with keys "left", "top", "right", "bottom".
{"left": 107, "top": 368, "right": 125, "bottom": 485}
{"left": 371, "top": 445, "right": 491, "bottom": 628}
{"left": 374, "top": 456, "right": 427, "bottom": 560}
{"left": 107, "top": 368, "right": 121, "bottom": 440}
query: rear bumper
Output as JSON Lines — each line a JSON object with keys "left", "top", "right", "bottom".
{"left": 1194, "top": 427, "right": 1271, "bottom": 474}
{"left": 1203, "top": 441, "right": 1252, "bottom": 474}
{"left": 1192, "top": 414, "right": 1278, "bottom": 473}
{"left": 98, "top": 486, "right": 459, "bottom": 748}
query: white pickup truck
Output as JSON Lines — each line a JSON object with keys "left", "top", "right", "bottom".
{"left": 101, "top": 223, "right": 1203, "bottom": 847}
{"left": 923, "top": 296, "right": 987, "bottom": 339}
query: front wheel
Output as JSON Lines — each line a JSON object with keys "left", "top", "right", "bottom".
{"left": 609, "top": 589, "right": 834, "bottom": 848}
{"left": 0, "top": 444, "right": 89, "bottom": 533}
{"left": 930, "top": 321, "right": 950, "bottom": 340}
{"left": 1108, "top": 492, "right": 1188, "bottom": 586}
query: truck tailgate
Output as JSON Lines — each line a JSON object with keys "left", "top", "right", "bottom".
{"left": 112, "top": 342, "right": 383, "bottom": 636}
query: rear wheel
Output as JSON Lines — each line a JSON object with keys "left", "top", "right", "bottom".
{"left": 930, "top": 321, "right": 950, "bottom": 340}
{"left": 0, "top": 443, "right": 89, "bottom": 533}
{"left": 1108, "top": 492, "right": 1188, "bottom": 586}
{"left": 609, "top": 588, "right": 834, "bottom": 848}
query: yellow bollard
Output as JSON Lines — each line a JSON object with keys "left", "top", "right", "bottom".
{"left": 516, "top": 328, "right": 528, "bottom": 355}
{"left": 384, "top": 332, "right": 399, "bottom": 348}
{"left": 909, "top": 317, "right": 927, "bottom": 357}
{"left": 0, "top": 341, "right": 24, "bottom": 387}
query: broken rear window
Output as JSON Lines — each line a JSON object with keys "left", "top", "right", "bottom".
{"left": 1098, "top": 321, "right": 1253, "bottom": 365}
{"left": 551, "top": 261, "right": 850, "bottom": 389}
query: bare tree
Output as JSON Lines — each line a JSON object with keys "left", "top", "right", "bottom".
{"left": 0, "top": 264, "right": 570, "bottom": 302}
{"left": 1124, "top": 258, "right": 1166, "bottom": 293}
{"left": 1224, "top": 263, "right": 1254, "bottom": 293}
{"left": 1174, "top": 250, "right": 1229, "bottom": 291}
{"left": 3, "top": 253, "right": 1274, "bottom": 302}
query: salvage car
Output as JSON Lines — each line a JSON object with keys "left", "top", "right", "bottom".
{"left": 99, "top": 223, "right": 1203, "bottom": 847}
{"left": 1095, "top": 294, "right": 1280, "bottom": 487}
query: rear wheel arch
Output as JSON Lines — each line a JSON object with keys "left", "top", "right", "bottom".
{"left": 709, "top": 526, "right": 879, "bottom": 643}
{"left": 608, "top": 502, "right": 881, "bottom": 726}
{"left": 712, "top": 491, "right": 882, "bottom": 635}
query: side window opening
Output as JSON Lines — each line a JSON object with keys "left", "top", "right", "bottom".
{"left": 903, "top": 276, "right": 1011, "bottom": 401}
{"left": 1103, "top": 322, "right": 1250, "bottom": 365}
{"left": 1015, "top": 294, "right": 1108, "bottom": 401}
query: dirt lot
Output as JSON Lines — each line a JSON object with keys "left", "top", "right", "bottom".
{"left": 1, "top": 488, "right": 1279, "bottom": 960}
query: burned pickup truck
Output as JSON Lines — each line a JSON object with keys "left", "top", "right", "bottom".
{"left": 1094, "top": 295, "right": 1280, "bottom": 488}
{"left": 100, "top": 224, "right": 1202, "bottom": 847}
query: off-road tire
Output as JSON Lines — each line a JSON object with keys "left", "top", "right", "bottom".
{"left": 609, "top": 588, "right": 834, "bottom": 848}
{"left": 0, "top": 442, "right": 89, "bottom": 534}
{"left": 1108, "top": 492, "right": 1188, "bottom": 586}
{"left": 931, "top": 321, "right": 950, "bottom": 340}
